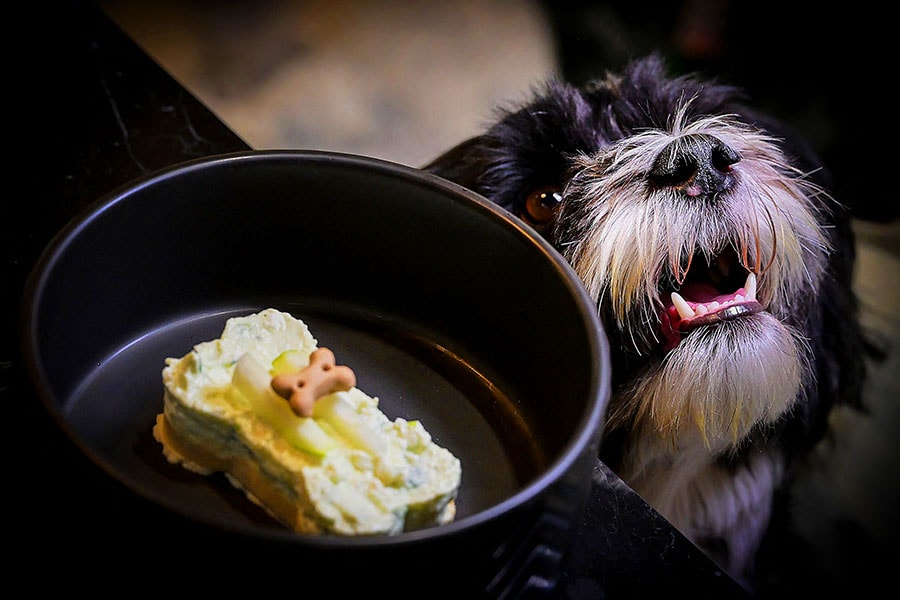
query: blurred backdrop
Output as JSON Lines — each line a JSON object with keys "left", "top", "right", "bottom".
{"left": 98, "top": 0, "right": 559, "bottom": 168}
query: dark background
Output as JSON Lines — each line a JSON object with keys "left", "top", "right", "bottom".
{"left": 540, "top": 0, "right": 893, "bottom": 223}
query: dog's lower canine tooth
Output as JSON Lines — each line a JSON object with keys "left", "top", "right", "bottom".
{"left": 671, "top": 291, "right": 695, "bottom": 319}
{"left": 744, "top": 272, "right": 757, "bottom": 300}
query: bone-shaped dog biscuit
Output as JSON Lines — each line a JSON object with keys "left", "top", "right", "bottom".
{"left": 271, "top": 347, "right": 357, "bottom": 417}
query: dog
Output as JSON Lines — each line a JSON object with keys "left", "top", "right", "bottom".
{"left": 424, "top": 54, "right": 865, "bottom": 589}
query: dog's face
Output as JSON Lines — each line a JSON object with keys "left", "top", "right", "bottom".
{"left": 557, "top": 104, "right": 830, "bottom": 454}
{"left": 426, "top": 55, "right": 858, "bottom": 463}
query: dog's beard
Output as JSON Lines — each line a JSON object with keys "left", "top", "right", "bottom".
{"left": 612, "top": 313, "right": 810, "bottom": 453}
{"left": 555, "top": 108, "right": 830, "bottom": 448}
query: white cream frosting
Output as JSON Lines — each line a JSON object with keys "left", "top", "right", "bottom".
{"left": 154, "top": 308, "right": 461, "bottom": 535}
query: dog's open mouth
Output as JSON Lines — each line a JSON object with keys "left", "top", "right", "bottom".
{"left": 660, "top": 247, "right": 764, "bottom": 350}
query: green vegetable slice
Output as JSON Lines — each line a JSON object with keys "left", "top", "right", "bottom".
{"left": 271, "top": 349, "right": 308, "bottom": 375}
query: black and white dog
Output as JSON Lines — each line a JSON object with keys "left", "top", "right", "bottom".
{"left": 425, "top": 55, "right": 865, "bottom": 587}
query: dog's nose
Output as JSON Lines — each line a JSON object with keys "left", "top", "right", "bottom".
{"left": 649, "top": 134, "right": 740, "bottom": 197}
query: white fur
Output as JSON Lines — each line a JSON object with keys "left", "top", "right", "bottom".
{"left": 622, "top": 429, "right": 785, "bottom": 585}
{"left": 608, "top": 313, "right": 810, "bottom": 449}
{"left": 555, "top": 104, "right": 830, "bottom": 582}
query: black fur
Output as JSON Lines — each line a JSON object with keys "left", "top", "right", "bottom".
{"left": 424, "top": 54, "right": 865, "bottom": 589}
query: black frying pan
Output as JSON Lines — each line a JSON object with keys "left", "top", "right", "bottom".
{"left": 21, "top": 150, "right": 609, "bottom": 595}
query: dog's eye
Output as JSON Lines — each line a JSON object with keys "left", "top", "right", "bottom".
{"left": 522, "top": 186, "right": 563, "bottom": 227}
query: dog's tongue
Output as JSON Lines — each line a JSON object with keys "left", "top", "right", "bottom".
{"left": 680, "top": 281, "right": 727, "bottom": 303}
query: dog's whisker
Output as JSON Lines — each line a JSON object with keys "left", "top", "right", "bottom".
{"left": 758, "top": 204, "right": 779, "bottom": 276}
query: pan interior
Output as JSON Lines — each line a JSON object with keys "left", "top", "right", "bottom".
{"left": 60, "top": 302, "right": 539, "bottom": 534}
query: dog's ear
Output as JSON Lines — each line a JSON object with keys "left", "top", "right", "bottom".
{"left": 423, "top": 84, "right": 586, "bottom": 234}
{"left": 423, "top": 136, "right": 491, "bottom": 192}
{"left": 425, "top": 135, "right": 565, "bottom": 236}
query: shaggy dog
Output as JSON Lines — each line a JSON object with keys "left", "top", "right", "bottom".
{"left": 424, "top": 54, "right": 865, "bottom": 589}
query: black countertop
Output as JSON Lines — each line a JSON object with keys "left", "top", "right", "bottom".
{"left": 5, "top": 2, "right": 747, "bottom": 597}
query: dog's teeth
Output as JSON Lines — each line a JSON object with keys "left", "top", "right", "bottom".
{"left": 744, "top": 272, "right": 757, "bottom": 300}
{"left": 734, "top": 294, "right": 744, "bottom": 302}
{"left": 671, "top": 292, "right": 695, "bottom": 320}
